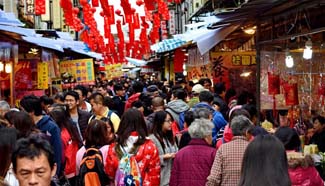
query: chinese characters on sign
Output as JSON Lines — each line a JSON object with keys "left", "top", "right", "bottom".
{"left": 232, "top": 55, "right": 256, "bottom": 65}
{"left": 59, "top": 59, "right": 95, "bottom": 84}
{"left": 25, "top": 0, "right": 35, "bottom": 15}
{"left": 37, "top": 62, "right": 48, "bottom": 89}
{"left": 169, "top": 10, "right": 176, "bottom": 35}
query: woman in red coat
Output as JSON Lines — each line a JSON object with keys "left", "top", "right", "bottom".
{"left": 105, "top": 108, "right": 160, "bottom": 186}
{"left": 275, "top": 126, "right": 324, "bottom": 186}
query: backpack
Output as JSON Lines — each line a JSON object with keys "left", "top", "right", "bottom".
{"left": 78, "top": 148, "right": 109, "bottom": 186}
{"left": 115, "top": 145, "right": 142, "bottom": 186}
{"left": 89, "top": 110, "right": 113, "bottom": 122}
{"left": 178, "top": 111, "right": 186, "bottom": 130}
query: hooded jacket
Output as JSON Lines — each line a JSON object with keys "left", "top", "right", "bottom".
{"left": 165, "top": 99, "right": 189, "bottom": 125}
{"left": 36, "top": 115, "right": 62, "bottom": 175}
{"left": 287, "top": 152, "right": 324, "bottom": 186}
{"left": 192, "top": 102, "right": 227, "bottom": 144}
{"left": 124, "top": 92, "right": 141, "bottom": 111}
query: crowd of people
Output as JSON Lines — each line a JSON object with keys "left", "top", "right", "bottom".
{"left": 0, "top": 77, "right": 325, "bottom": 186}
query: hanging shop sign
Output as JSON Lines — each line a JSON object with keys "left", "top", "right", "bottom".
{"left": 37, "top": 62, "right": 49, "bottom": 89}
{"left": 59, "top": 58, "right": 95, "bottom": 85}
{"left": 231, "top": 54, "right": 256, "bottom": 66}
{"left": 105, "top": 63, "right": 123, "bottom": 79}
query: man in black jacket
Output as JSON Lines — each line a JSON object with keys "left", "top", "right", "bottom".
{"left": 64, "top": 91, "right": 91, "bottom": 139}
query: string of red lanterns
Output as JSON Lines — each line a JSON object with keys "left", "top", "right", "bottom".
{"left": 59, "top": 0, "right": 181, "bottom": 64}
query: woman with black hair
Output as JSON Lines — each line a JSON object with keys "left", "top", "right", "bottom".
{"left": 49, "top": 106, "right": 82, "bottom": 185}
{"left": 149, "top": 111, "right": 178, "bottom": 186}
{"left": 0, "top": 128, "right": 17, "bottom": 186}
{"left": 274, "top": 127, "right": 324, "bottom": 185}
{"left": 238, "top": 134, "right": 291, "bottom": 186}
{"left": 105, "top": 108, "right": 160, "bottom": 185}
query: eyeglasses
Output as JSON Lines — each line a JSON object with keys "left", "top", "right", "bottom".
{"left": 164, "top": 119, "right": 172, "bottom": 123}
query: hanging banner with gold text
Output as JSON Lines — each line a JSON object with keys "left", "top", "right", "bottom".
{"left": 37, "top": 62, "right": 49, "bottom": 89}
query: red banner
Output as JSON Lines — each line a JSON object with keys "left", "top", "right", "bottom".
{"left": 283, "top": 83, "right": 299, "bottom": 106}
{"left": 35, "top": 0, "right": 46, "bottom": 15}
{"left": 268, "top": 72, "right": 280, "bottom": 95}
{"left": 15, "top": 61, "right": 32, "bottom": 89}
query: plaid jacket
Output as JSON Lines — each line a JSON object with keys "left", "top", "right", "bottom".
{"left": 206, "top": 136, "right": 249, "bottom": 186}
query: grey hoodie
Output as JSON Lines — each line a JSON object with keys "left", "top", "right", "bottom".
{"left": 165, "top": 99, "right": 190, "bottom": 125}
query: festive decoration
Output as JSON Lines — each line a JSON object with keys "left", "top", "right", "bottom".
{"left": 35, "top": 0, "right": 46, "bottom": 15}
{"left": 283, "top": 83, "right": 299, "bottom": 106}
{"left": 268, "top": 72, "right": 280, "bottom": 95}
{"left": 60, "top": 0, "right": 173, "bottom": 64}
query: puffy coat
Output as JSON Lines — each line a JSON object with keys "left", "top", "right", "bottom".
{"left": 105, "top": 134, "right": 161, "bottom": 186}
{"left": 287, "top": 152, "right": 324, "bottom": 186}
{"left": 169, "top": 138, "right": 216, "bottom": 186}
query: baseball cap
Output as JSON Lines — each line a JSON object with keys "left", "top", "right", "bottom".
{"left": 192, "top": 84, "right": 207, "bottom": 94}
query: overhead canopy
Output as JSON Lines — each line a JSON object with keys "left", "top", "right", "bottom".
{"left": 125, "top": 57, "right": 148, "bottom": 66}
{"left": 151, "top": 38, "right": 187, "bottom": 53}
{"left": 22, "top": 36, "right": 64, "bottom": 52}
{"left": 0, "top": 10, "right": 25, "bottom": 27}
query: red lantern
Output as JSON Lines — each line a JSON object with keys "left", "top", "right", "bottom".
{"left": 115, "top": 9, "right": 122, "bottom": 16}
{"left": 133, "top": 13, "right": 140, "bottom": 29}
{"left": 108, "top": 5, "right": 115, "bottom": 24}
{"left": 136, "top": 0, "right": 144, "bottom": 6}
{"left": 92, "top": 0, "right": 99, "bottom": 7}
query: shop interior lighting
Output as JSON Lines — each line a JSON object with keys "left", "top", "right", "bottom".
{"left": 243, "top": 26, "right": 256, "bottom": 35}
{"left": 303, "top": 38, "right": 313, "bottom": 59}
{"left": 183, "top": 64, "right": 187, "bottom": 76}
{"left": 0, "top": 62, "right": 3, "bottom": 71}
{"left": 5, "top": 63, "right": 12, "bottom": 73}
{"left": 285, "top": 48, "right": 294, "bottom": 68}
{"left": 240, "top": 70, "right": 252, "bottom": 77}
{"left": 28, "top": 48, "right": 38, "bottom": 55}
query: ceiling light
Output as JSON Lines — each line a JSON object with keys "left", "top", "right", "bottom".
{"left": 285, "top": 48, "right": 294, "bottom": 68}
{"left": 303, "top": 38, "right": 312, "bottom": 59}
{"left": 5, "top": 63, "right": 12, "bottom": 73}
{"left": 243, "top": 26, "right": 256, "bottom": 35}
{"left": 240, "top": 71, "right": 251, "bottom": 77}
{"left": 0, "top": 62, "right": 3, "bottom": 71}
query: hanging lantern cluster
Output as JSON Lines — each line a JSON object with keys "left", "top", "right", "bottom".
{"left": 60, "top": 0, "right": 83, "bottom": 31}
{"left": 60, "top": 0, "right": 174, "bottom": 64}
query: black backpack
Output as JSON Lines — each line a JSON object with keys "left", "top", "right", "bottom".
{"left": 78, "top": 147, "right": 109, "bottom": 186}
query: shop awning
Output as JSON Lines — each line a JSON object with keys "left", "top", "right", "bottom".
{"left": 151, "top": 38, "right": 187, "bottom": 53}
{"left": 0, "top": 10, "right": 25, "bottom": 27}
{"left": 0, "top": 25, "right": 36, "bottom": 37}
{"left": 125, "top": 57, "right": 148, "bottom": 66}
{"left": 22, "top": 36, "right": 64, "bottom": 52}
{"left": 173, "top": 24, "right": 239, "bottom": 55}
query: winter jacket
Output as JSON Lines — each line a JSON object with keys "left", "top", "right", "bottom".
{"left": 287, "top": 152, "right": 324, "bottom": 186}
{"left": 77, "top": 109, "right": 91, "bottom": 138}
{"left": 213, "top": 94, "right": 229, "bottom": 121}
{"left": 105, "top": 133, "right": 161, "bottom": 186}
{"left": 166, "top": 99, "right": 190, "bottom": 126}
{"left": 192, "top": 102, "right": 227, "bottom": 144}
{"left": 170, "top": 138, "right": 216, "bottom": 186}
{"left": 146, "top": 112, "right": 156, "bottom": 133}
{"left": 149, "top": 134, "right": 178, "bottom": 186}
{"left": 61, "top": 128, "right": 79, "bottom": 178}
{"left": 36, "top": 115, "right": 62, "bottom": 176}
{"left": 124, "top": 92, "right": 141, "bottom": 111}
